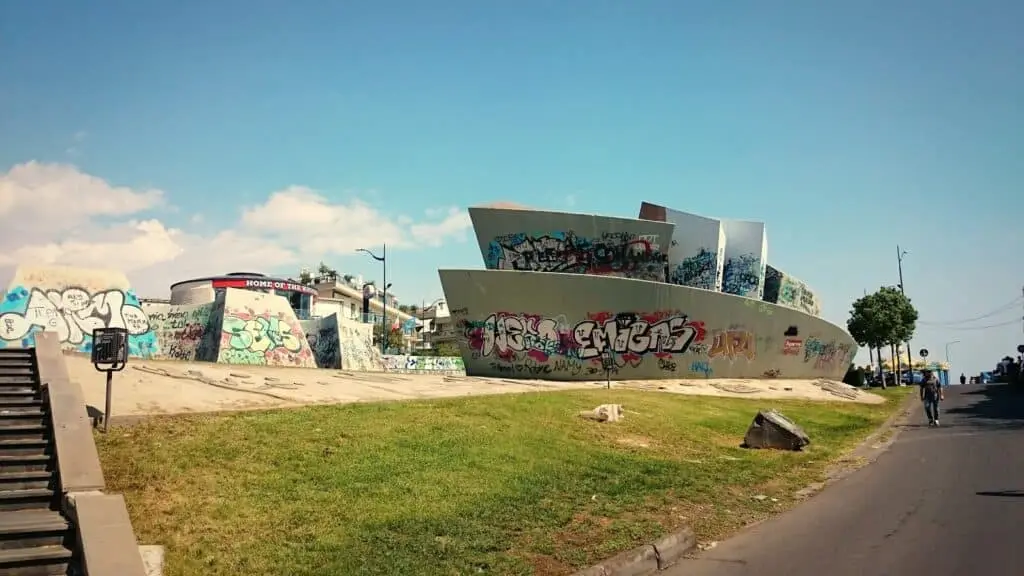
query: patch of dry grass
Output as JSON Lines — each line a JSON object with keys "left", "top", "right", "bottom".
{"left": 96, "top": 387, "right": 910, "bottom": 576}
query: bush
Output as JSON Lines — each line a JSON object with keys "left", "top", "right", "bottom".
{"left": 843, "top": 364, "right": 866, "bottom": 388}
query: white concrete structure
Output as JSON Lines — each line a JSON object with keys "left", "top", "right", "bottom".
{"left": 640, "top": 206, "right": 726, "bottom": 291}
{"left": 720, "top": 219, "right": 768, "bottom": 298}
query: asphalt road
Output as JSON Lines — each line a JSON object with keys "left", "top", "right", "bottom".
{"left": 666, "top": 383, "right": 1024, "bottom": 576}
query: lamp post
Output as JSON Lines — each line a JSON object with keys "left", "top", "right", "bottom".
{"left": 945, "top": 340, "right": 961, "bottom": 365}
{"left": 356, "top": 244, "right": 387, "bottom": 354}
{"left": 897, "top": 246, "right": 913, "bottom": 385}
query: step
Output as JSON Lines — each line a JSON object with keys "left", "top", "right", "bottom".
{"left": 0, "top": 379, "right": 38, "bottom": 388}
{"left": 0, "top": 398, "right": 43, "bottom": 409}
{"left": 0, "top": 426, "right": 48, "bottom": 442}
{"left": 0, "top": 471, "right": 52, "bottom": 492}
{"left": 0, "top": 390, "right": 40, "bottom": 399}
{"left": 0, "top": 489, "right": 56, "bottom": 512}
{"left": 0, "top": 544, "right": 72, "bottom": 574}
{"left": 0, "top": 415, "right": 46, "bottom": 429}
{"left": 0, "top": 439, "right": 50, "bottom": 456}
{"left": 0, "top": 510, "right": 71, "bottom": 550}
{"left": 0, "top": 455, "right": 52, "bottom": 473}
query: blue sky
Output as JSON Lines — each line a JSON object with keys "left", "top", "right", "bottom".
{"left": 1, "top": 1, "right": 1021, "bottom": 375}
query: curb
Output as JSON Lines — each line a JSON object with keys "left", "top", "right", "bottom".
{"left": 570, "top": 526, "right": 696, "bottom": 576}
{"left": 795, "top": 387, "right": 918, "bottom": 499}
{"left": 571, "top": 389, "right": 916, "bottom": 575}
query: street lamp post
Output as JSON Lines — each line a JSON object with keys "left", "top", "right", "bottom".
{"left": 945, "top": 340, "right": 961, "bottom": 365}
{"left": 897, "top": 246, "right": 913, "bottom": 384}
{"left": 356, "top": 244, "right": 388, "bottom": 354}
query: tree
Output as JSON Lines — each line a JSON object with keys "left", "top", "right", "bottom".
{"left": 434, "top": 342, "right": 461, "bottom": 357}
{"left": 298, "top": 270, "right": 313, "bottom": 285}
{"left": 372, "top": 324, "right": 405, "bottom": 353}
{"left": 847, "top": 286, "right": 918, "bottom": 388}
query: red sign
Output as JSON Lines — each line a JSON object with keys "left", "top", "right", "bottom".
{"left": 211, "top": 278, "right": 318, "bottom": 296}
{"left": 783, "top": 338, "right": 803, "bottom": 355}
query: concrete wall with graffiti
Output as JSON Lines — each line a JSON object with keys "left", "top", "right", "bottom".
{"left": 638, "top": 203, "right": 725, "bottom": 291}
{"left": 470, "top": 207, "right": 673, "bottom": 282}
{"left": 439, "top": 270, "right": 855, "bottom": 381}
{"left": 0, "top": 266, "right": 158, "bottom": 358}
{"left": 216, "top": 288, "right": 316, "bottom": 367}
{"left": 764, "top": 266, "right": 821, "bottom": 317}
{"left": 382, "top": 355, "right": 466, "bottom": 374}
{"left": 720, "top": 220, "right": 768, "bottom": 299}
{"left": 145, "top": 300, "right": 222, "bottom": 362}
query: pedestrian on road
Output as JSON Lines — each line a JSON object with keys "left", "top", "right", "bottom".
{"left": 921, "top": 369, "right": 944, "bottom": 427}
{"left": 959, "top": 373, "right": 967, "bottom": 386}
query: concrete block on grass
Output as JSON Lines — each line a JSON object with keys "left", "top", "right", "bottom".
{"left": 653, "top": 527, "right": 697, "bottom": 569}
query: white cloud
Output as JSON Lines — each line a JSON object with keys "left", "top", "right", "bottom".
{"left": 0, "top": 162, "right": 473, "bottom": 296}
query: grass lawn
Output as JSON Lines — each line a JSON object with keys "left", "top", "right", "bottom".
{"left": 96, "top": 386, "right": 911, "bottom": 576}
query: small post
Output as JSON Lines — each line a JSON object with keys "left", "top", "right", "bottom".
{"left": 600, "top": 349, "right": 615, "bottom": 390}
{"left": 91, "top": 327, "right": 129, "bottom": 433}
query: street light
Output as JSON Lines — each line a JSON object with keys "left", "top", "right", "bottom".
{"left": 945, "top": 340, "right": 961, "bottom": 364}
{"left": 356, "top": 244, "right": 388, "bottom": 354}
{"left": 897, "top": 246, "right": 913, "bottom": 384}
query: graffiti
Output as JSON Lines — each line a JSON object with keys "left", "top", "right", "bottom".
{"left": 486, "top": 231, "right": 667, "bottom": 281}
{"left": 306, "top": 319, "right": 341, "bottom": 369}
{"left": 762, "top": 368, "right": 782, "bottom": 378}
{"left": 722, "top": 253, "right": 762, "bottom": 297}
{"left": 657, "top": 357, "right": 677, "bottom": 372}
{"left": 382, "top": 355, "right": 465, "bottom": 372}
{"left": 0, "top": 286, "right": 156, "bottom": 357}
{"left": 574, "top": 312, "right": 704, "bottom": 360}
{"left": 690, "top": 360, "right": 713, "bottom": 377}
{"left": 151, "top": 304, "right": 217, "bottom": 362}
{"left": 670, "top": 248, "right": 718, "bottom": 290}
{"left": 803, "top": 337, "right": 853, "bottom": 371}
{"left": 462, "top": 311, "right": 706, "bottom": 369}
{"left": 783, "top": 338, "right": 803, "bottom": 355}
{"left": 220, "top": 309, "right": 312, "bottom": 366}
{"left": 488, "top": 359, "right": 553, "bottom": 376}
{"left": 707, "top": 329, "right": 756, "bottom": 361}
{"left": 337, "top": 321, "right": 383, "bottom": 371}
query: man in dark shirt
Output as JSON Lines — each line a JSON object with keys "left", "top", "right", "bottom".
{"left": 960, "top": 373, "right": 967, "bottom": 386}
{"left": 920, "top": 369, "right": 944, "bottom": 427}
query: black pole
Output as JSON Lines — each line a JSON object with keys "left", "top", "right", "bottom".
{"left": 897, "top": 245, "right": 913, "bottom": 384}
{"left": 382, "top": 243, "right": 387, "bottom": 355}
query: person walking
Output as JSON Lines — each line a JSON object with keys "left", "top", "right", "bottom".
{"left": 959, "top": 373, "right": 967, "bottom": 386}
{"left": 920, "top": 369, "right": 944, "bottom": 427}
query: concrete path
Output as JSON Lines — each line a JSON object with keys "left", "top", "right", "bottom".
{"left": 666, "top": 383, "right": 1024, "bottom": 576}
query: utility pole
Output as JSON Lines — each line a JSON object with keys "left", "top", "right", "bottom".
{"left": 864, "top": 288, "right": 875, "bottom": 370}
{"left": 897, "top": 246, "right": 913, "bottom": 384}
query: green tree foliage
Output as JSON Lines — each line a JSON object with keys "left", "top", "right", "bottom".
{"left": 372, "top": 324, "right": 405, "bottom": 352}
{"left": 847, "top": 286, "right": 919, "bottom": 386}
{"left": 433, "top": 342, "right": 461, "bottom": 357}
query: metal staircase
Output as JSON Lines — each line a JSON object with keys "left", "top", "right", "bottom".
{"left": 0, "top": 348, "right": 76, "bottom": 575}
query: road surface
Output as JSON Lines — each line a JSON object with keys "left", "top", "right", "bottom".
{"left": 667, "top": 383, "right": 1024, "bottom": 576}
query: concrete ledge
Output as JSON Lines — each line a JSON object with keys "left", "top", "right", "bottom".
{"left": 571, "top": 527, "right": 697, "bottom": 576}
{"left": 34, "top": 332, "right": 106, "bottom": 493}
{"left": 69, "top": 492, "right": 147, "bottom": 576}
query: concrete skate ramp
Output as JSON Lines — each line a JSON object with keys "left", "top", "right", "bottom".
{"left": 470, "top": 207, "right": 673, "bottom": 282}
{"left": 146, "top": 299, "right": 222, "bottom": 362}
{"left": 216, "top": 288, "right": 316, "bottom": 368}
{"left": 439, "top": 269, "right": 856, "bottom": 381}
{"left": 337, "top": 317, "right": 384, "bottom": 371}
{"left": 301, "top": 314, "right": 342, "bottom": 369}
{"left": 0, "top": 265, "right": 158, "bottom": 358}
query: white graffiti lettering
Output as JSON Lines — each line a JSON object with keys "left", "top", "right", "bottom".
{"left": 573, "top": 316, "right": 698, "bottom": 359}
{"left": 0, "top": 288, "right": 150, "bottom": 344}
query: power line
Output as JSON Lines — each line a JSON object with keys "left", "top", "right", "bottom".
{"left": 938, "top": 318, "right": 1021, "bottom": 331}
{"left": 918, "top": 297, "right": 1024, "bottom": 326}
